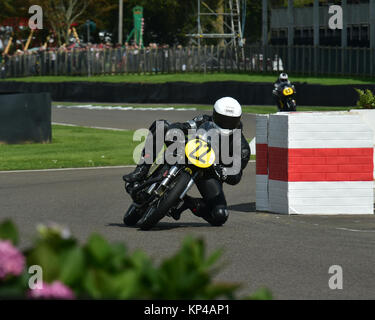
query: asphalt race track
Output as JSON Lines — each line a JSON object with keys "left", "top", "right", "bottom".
{"left": 52, "top": 105, "right": 256, "bottom": 139}
{"left": 1, "top": 106, "right": 375, "bottom": 299}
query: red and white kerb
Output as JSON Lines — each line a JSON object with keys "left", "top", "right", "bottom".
{"left": 256, "top": 112, "right": 374, "bottom": 214}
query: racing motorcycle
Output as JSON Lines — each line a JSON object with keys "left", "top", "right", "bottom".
{"left": 274, "top": 82, "right": 297, "bottom": 112}
{"left": 123, "top": 122, "right": 218, "bottom": 230}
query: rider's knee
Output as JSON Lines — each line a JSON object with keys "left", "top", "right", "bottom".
{"left": 209, "top": 205, "right": 229, "bottom": 226}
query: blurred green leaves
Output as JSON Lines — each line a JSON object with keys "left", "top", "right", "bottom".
{"left": 0, "top": 220, "right": 271, "bottom": 300}
{"left": 0, "top": 219, "right": 19, "bottom": 245}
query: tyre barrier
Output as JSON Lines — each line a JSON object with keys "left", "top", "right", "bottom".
{"left": 256, "top": 112, "right": 374, "bottom": 214}
{"left": 0, "top": 92, "right": 51, "bottom": 144}
{"left": 0, "top": 81, "right": 375, "bottom": 106}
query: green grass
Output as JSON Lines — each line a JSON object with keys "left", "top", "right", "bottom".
{"left": 0, "top": 125, "right": 140, "bottom": 171}
{"left": 0, "top": 124, "right": 256, "bottom": 171}
{"left": 4, "top": 73, "right": 375, "bottom": 85}
{"left": 53, "top": 101, "right": 356, "bottom": 114}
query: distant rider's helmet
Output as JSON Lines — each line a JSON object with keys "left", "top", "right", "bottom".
{"left": 279, "top": 73, "right": 289, "bottom": 83}
{"left": 213, "top": 97, "right": 242, "bottom": 136}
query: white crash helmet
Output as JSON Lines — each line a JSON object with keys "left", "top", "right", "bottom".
{"left": 279, "top": 73, "right": 289, "bottom": 82}
{"left": 213, "top": 97, "right": 242, "bottom": 136}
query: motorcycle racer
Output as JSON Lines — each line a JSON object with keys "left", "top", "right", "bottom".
{"left": 272, "top": 73, "right": 296, "bottom": 112}
{"left": 123, "top": 97, "right": 251, "bottom": 226}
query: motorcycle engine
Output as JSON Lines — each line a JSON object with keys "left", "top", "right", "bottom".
{"left": 125, "top": 182, "right": 149, "bottom": 204}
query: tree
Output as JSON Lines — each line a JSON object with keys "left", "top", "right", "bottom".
{"left": 0, "top": 0, "right": 264, "bottom": 47}
{"left": 120, "top": 0, "right": 196, "bottom": 46}
{"left": 215, "top": 0, "right": 225, "bottom": 46}
{"left": 0, "top": 0, "right": 29, "bottom": 27}
{"left": 29, "top": 0, "right": 89, "bottom": 45}
{"left": 85, "top": 0, "right": 118, "bottom": 31}
{"left": 0, "top": 0, "right": 20, "bottom": 21}
{"left": 244, "top": 0, "right": 263, "bottom": 44}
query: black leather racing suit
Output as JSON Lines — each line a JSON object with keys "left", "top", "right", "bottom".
{"left": 140, "top": 114, "right": 251, "bottom": 226}
{"left": 272, "top": 79, "right": 295, "bottom": 111}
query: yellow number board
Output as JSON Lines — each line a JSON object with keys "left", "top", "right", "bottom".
{"left": 283, "top": 87, "right": 294, "bottom": 96}
{"left": 185, "top": 138, "right": 216, "bottom": 168}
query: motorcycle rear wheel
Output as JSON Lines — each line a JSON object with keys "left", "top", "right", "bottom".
{"left": 138, "top": 171, "right": 191, "bottom": 230}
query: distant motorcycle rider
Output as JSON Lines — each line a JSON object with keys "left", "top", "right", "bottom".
{"left": 272, "top": 73, "right": 296, "bottom": 111}
{"left": 123, "top": 97, "right": 251, "bottom": 226}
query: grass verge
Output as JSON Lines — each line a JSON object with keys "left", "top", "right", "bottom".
{"left": 0, "top": 125, "right": 139, "bottom": 171}
{"left": 0, "top": 124, "right": 256, "bottom": 171}
{"left": 3, "top": 73, "right": 375, "bottom": 85}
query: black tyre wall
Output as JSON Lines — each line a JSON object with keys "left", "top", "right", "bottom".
{"left": 0, "top": 81, "right": 372, "bottom": 106}
{"left": 0, "top": 92, "right": 51, "bottom": 144}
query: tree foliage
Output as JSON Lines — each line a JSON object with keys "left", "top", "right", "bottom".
{"left": 1, "top": 0, "right": 264, "bottom": 46}
{"left": 0, "top": 0, "right": 28, "bottom": 22}
{"left": 28, "top": 0, "right": 89, "bottom": 46}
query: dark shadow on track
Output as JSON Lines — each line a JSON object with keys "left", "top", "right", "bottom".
{"left": 107, "top": 222, "right": 210, "bottom": 231}
{"left": 228, "top": 202, "right": 256, "bottom": 213}
{"left": 107, "top": 223, "right": 139, "bottom": 229}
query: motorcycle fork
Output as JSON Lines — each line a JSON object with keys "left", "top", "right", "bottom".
{"left": 179, "top": 171, "right": 199, "bottom": 200}
{"left": 168, "top": 170, "right": 199, "bottom": 216}
{"left": 280, "top": 99, "right": 284, "bottom": 110}
{"left": 154, "top": 165, "right": 180, "bottom": 197}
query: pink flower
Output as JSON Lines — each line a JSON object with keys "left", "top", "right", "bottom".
{"left": 0, "top": 240, "right": 25, "bottom": 280}
{"left": 28, "top": 281, "right": 75, "bottom": 300}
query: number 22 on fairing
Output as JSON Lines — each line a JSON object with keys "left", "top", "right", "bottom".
{"left": 283, "top": 87, "right": 294, "bottom": 96}
{"left": 185, "top": 138, "right": 215, "bottom": 168}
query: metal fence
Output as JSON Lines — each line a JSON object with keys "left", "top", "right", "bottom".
{"left": 1, "top": 45, "right": 375, "bottom": 78}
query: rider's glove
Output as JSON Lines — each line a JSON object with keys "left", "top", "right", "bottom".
{"left": 214, "top": 164, "right": 228, "bottom": 182}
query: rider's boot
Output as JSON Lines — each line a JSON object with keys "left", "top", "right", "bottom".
{"left": 123, "top": 163, "right": 151, "bottom": 183}
{"left": 169, "top": 195, "right": 207, "bottom": 221}
{"left": 169, "top": 201, "right": 189, "bottom": 221}
{"left": 184, "top": 196, "right": 223, "bottom": 225}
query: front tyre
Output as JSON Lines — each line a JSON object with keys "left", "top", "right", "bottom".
{"left": 288, "top": 99, "right": 296, "bottom": 111}
{"left": 138, "top": 171, "right": 191, "bottom": 230}
{"left": 123, "top": 203, "right": 144, "bottom": 226}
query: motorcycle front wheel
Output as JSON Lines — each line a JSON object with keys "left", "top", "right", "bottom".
{"left": 287, "top": 99, "right": 297, "bottom": 111}
{"left": 138, "top": 171, "right": 191, "bottom": 230}
{"left": 123, "top": 203, "right": 145, "bottom": 226}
